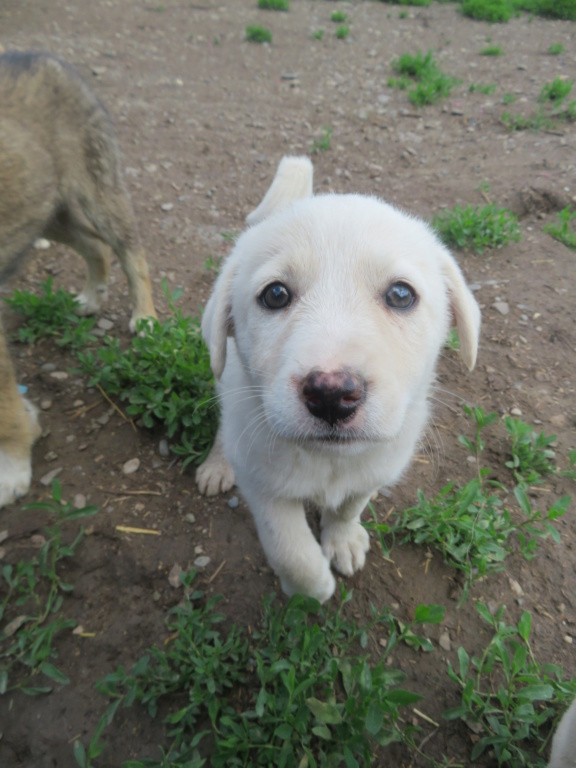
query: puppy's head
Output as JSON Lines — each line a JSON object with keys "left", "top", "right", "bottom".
{"left": 203, "top": 156, "right": 480, "bottom": 447}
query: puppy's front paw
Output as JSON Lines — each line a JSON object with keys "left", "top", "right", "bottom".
{"left": 322, "top": 522, "right": 370, "bottom": 577}
{"left": 76, "top": 286, "right": 107, "bottom": 316}
{"left": 280, "top": 559, "right": 335, "bottom": 604}
{"left": 196, "top": 452, "right": 235, "bottom": 497}
{"left": 0, "top": 451, "right": 32, "bottom": 509}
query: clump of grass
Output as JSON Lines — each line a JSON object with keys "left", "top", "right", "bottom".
{"left": 469, "top": 82, "right": 497, "bottom": 94}
{"left": 77, "top": 582, "right": 443, "bottom": 767}
{"left": 1, "top": 481, "right": 99, "bottom": 697}
{"left": 245, "top": 25, "right": 272, "bottom": 43}
{"left": 539, "top": 76, "right": 573, "bottom": 104}
{"left": 502, "top": 92, "right": 516, "bottom": 104}
{"left": 312, "top": 29, "right": 324, "bottom": 40}
{"left": 445, "top": 603, "right": 576, "bottom": 765}
{"left": 330, "top": 10, "right": 347, "bottom": 22}
{"left": 389, "top": 50, "right": 459, "bottom": 106}
{"left": 4, "top": 277, "right": 97, "bottom": 349}
{"left": 432, "top": 203, "right": 521, "bottom": 254}
{"left": 501, "top": 110, "right": 550, "bottom": 131}
{"left": 543, "top": 206, "right": 576, "bottom": 249}
{"left": 480, "top": 44, "right": 504, "bottom": 55}
{"left": 504, "top": 417, "right": 558, "bottom": 484}
{"left": 335, "top": 25, "right": 350, "bottom": 39}
{"left": 311, "top": 126, "right": 332, "bottom": 153}
{"left": 257, "top": 0, "right": 289, "bottom": 9}
{"left": 378, "top": 0, "right": 432, "bottom": 6}
{"left": 463, "top": 0, "right": 513, "bottom": 22}
{"left": 514, "top": 0, "right": 576, "bottom": 20}
{"left": 548, "top": 43, "right": 564, "bottom": 55}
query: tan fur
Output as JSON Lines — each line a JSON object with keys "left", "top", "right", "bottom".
{"left": 0, "top": 51, "right": 156, "bottom": 508}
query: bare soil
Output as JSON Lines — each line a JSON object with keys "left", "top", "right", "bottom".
{"left": 1, "top": 1, "right": 575, "bottom": 766}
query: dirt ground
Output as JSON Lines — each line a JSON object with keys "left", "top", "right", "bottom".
{"left": 1, "top": 1, "right": 575, "bottom": 766}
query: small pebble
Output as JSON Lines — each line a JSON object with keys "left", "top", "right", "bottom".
{"left": 42, "top": 363, "right": 57, "bottom": 373}
{"left": 168, "top": 563, "right": 183, "bottom": 588}
{"left": 185, "top": 513, "right": 196, "bottom": 524}
{"left": 40, "top": 468, "right": 63, "bottom": 486}
{"left": 510, "top": 407, "right": 522, "bottom": 417}
{"left": 50, "top": 371, "right": 69, "bottom": 381}
{"left": 227, "top": 496, "right": 240, "bottom": 509}
{"left": 438, "top": 631, "right": 452, "bottom": 652}
{"left": 564, "top": 635, "right": 573, "bottom": 645}
{"left": 159, "top": 439, "right": 170, "bottom": 457}
{"left": 44, "top": 451, "right": 58, "bottom": 462}
{"left": 40, "top": 399, "right": 53, "bottom": 411}
{"left": 161, "top": 202, "right": 174, "bottom": 212}
{"left": 509, "top": 578, "right": 524, "bottom": 597}
{"left": 122, "top": 458, "right": 140, "bottom": 475}
{"left": 73, "top": 494, "right": 87, "bottom": 509}
{"left": 194, "top": 555, "right": 211, "bottom": 569}
{"left": 34, "top": 238, "right": 51, "bottom": 250}
{"left": 492, "top": 301, "right": 510, "bottom": 316}
{"left": 97, "top": 318, "right": 114, "bottom": 331}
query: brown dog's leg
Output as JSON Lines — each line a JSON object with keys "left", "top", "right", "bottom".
{"left": 0, "top": 315, "right": 40, "bottom": 508}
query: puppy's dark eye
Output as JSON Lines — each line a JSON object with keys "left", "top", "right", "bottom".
{"left": 385, "top": 282, "right": 417, "bottom": 310}
{"left": 260, "top": 282, "right": 292, "bottom": 310}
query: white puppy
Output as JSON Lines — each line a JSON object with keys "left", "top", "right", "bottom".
{"left": 196, "top": 156, "right": 480, "bottom": 603}
{"left": 548, "top": 696, "right": 576, "bottom": 768}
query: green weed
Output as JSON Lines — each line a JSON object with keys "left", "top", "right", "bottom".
{"left": 432, "top": 203, "right": 521, "bottom": 254}
{"left": 76, "top": 284, "right": 217, "bottom": 468}
{"left": 311, "top": 126, "right": 333, "bottom": 153}
{"left": 539, "top": 76, "right": 573, "bottom": 104}
{"left": 480, "top": 45, "right": 504, "bottom": 55}
{"left": 330, "top": 10, "right": 347, "bottom": 22}
{"left": 548, "top": 43, "right": 564, "bottom": 55}
{"left": 335, "top": 25, "right": 350, "bottom": 40}
{"left": 501, "top": 110, "right": 550, "bottom": 131}
{"left": 246, "top": 25, "right": 272, "bottom": 43}
{"left": 257, "top": 0, "right": 289, "bottom": 9}
{"left": 77, "top": 580, "right": 443, "bottom": 767}
{"left": 1, "top": 481, "right": 99, "bottom": 697}
{"left": 312, "top": 29, "right": 324, "bottom": 40}
{"left": 4, "top": 277, "right": 97, "bottom": 349}
{"left": 513, "top": 0, "right": 576, "bottom": 20}
{"left": 390, "top": 50, "right": 459, "bottom": 107}
{"left": 469, "top": 83, "right": 497, "bottom": 94}
{"left": 444, "top": 603, "right": 576, "bottom": 766}
{"left": 463, "top": 0, "right": 513, "bottom": 22}
{"left": 504, "top": 417, "right": 557, "bottom": 484}
{"left": 502, "top": 92, "right": 516, "bottom": 104}
{"left": 543, "top": 206, "right": 576, "bottom": 249}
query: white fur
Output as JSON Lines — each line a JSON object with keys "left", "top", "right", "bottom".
{"left": 0, "top": 449, "right": 33, "bottom": 508}
{"left": 549, "top": 697, "right": 576, "bottom": 768}
{"left": 197, "top": 156, "right": 480, "bottom": 603}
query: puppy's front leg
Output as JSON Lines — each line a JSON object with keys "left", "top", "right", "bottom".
{"left": 246, "top": 493, "right": 336, "bottom": 604}
{"left": 321, "top": 495, "right": 371, "bottom": 577}
{"left": 196, "top": 427, "right": 235, "bottom": 497}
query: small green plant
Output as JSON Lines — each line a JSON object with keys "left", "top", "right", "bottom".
{"left": 330, "top": 10, "right": 347, "bottom": 21}
{"left": 539, "top": 76, "right": 573, "bottom": 104}
{"left": 311, "top": 126, "right": 333, "bottom": 153}
{"left": 501, "top": 110, "right": 550, "bottom": 131}
{"left": 76, "top": 284, "right": 217, "bottom": 467}
{"left": 203, "top": 253, "right": 223, "bottom": 274}
{"left": 543, "top": 206, "right": 576, "bottom": 249}
{"left": 390, "top": 50, "right": 459, "bottom": 106}
{"left": 444, "top": 603, "right": 576, "bottom": 766}
{"left": 1, "top": 481, "right": 99, "bottom": 697}
{"left": 335, "top": 25, "right": 350, "bottom": 39}
{"left": 312, "top": 28, "right": 324, "bottom": 40}
{"left": 480, "top": 44, "right": 504, "bottom": 55}
{"left": 548, "top": 43, "right": 564, "bottom": 55}
{"left": 463, "top": 0, "right": 513, "bottom": 22}
{"left": 4, "top": 277, "right": 97, "bottom": 349}
{"left": 432, "top": 203, "right": 521, "bottom": 254}
{"left": 258, "top": 0, "right": 289, "bottom": 8}
{"left": 245, "top": 25, "right": 272, "bottom": 43}
{"left": 469, "top": 82, "right": 497, "bottom": 94}
{"left": 504, "top": 417, "right": 557, "bottom": 483}
{"left": 502, "top": 92, "right": 516, "bottom": 104}
{"left": 78, "top": 582, "right": 443, "bottom": 767}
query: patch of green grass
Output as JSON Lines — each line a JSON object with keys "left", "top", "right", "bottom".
{"left": 432, "top": 203, "right": 521, "bottom": 254}
{"left": 480, "top": 44, "right": 504, "bottom": 55}
{"left": 330, "top": 10, "right": 347, "bottom": 22}
{"left": 76, "top": 284, "right": 217, "bottom": 468}
{"left": 77, "top": 581, "right": 443, "bottom": 767}
{"left": 390, "top": 50, "right": 459, "bottom": 107}
{"left": 245, "top": 25, "right": 272, "bottom": 43}
{"left": 463, "top": 0, "right": 513, "bottom": 22}
{"left": 502, "top": 92, "right": 516, "bottom": 104}
{"left": 366, "top": 406, "right": 571, "bottom": 603}
{"left": 257, "top": 0, "right": 289, "bottom": 9}
{"left": 504, "top": 417, "right": 558, "bottom": 484}
{"left": 311, "top": 126, "right": 333, "bottom": 153}
{"left": 548, "top": 43, "right": 564, "bottom": 55}
{"left": 335, "top": 25, "right": 350, "bottom": 39}
{"left": 513, "top": 0, "right": 576, "bottom": 20}
{"left": 543, "top": 206, "right": 576, "bottom": 249}
{"left": 469, "top": 82, "right": 497, "bottom": 94}
{"left": 444, "top": 603, "right": 576, "bottom": 765}
{"left": 1, "top": 481, "right": 99, "bottom": 697}
{"left": 501, "top": 110, "right": 550, "bottom": 131}
{"left": 311, "top": 28, "right": 324, "bottom": 40}
{"left": 539, "top": 76, "right": 573, "bottom": 104}
{"left": 378, "top": 0, "right": 432, "bottom": 5}
{"left": 4, "top": 277, "right": 97, "bottom": 349}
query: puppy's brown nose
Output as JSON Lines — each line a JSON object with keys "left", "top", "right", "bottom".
{"left": 301, "top": 370, "right": 366, "bottom": 426}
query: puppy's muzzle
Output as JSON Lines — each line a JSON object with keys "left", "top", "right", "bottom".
{"left": 300, "top": 370, "right": 366, "bottom": 426}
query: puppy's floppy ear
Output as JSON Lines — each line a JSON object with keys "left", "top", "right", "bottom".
{"left": 246, "top": 155, "right": 313, "bottom": 226}
{"left": 201, "top": 259, "right": 236, "bottom": 380}
{"left": 441, "top": 251, "right": 481, "bottom": 371}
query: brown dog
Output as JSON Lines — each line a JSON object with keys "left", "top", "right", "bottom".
{"left": 0, "top": 51, "right": 156, "bottom": 508}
